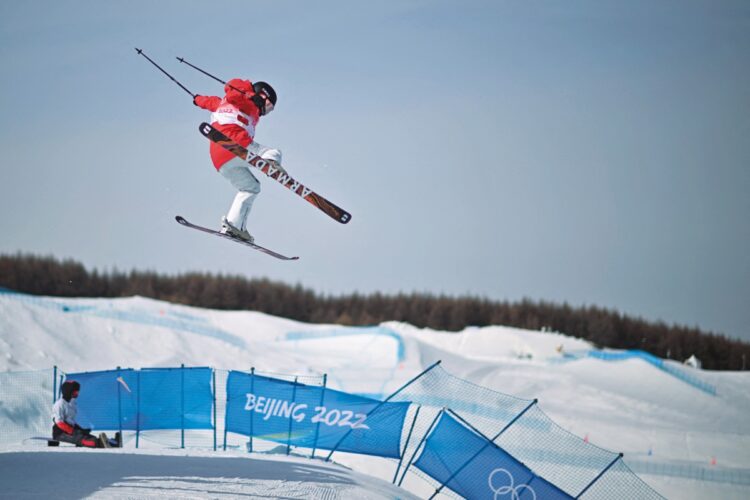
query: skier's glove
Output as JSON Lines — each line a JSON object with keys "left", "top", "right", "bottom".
{"left": 192, "top": 95, "right": 201, "bottom": 106}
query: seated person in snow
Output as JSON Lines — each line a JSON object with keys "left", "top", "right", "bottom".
{"left": 52, "top": 380, "right": 117, "bottom": 448}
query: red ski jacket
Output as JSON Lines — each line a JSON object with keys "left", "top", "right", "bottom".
{"left": 194, "top": 78, "right": 262, "bottom": 170}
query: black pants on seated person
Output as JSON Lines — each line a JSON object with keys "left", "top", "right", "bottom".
{"left": 52, "top": 424, "right": 99, "bottom": 448}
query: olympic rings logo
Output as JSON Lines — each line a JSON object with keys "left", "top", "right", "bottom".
{"left": 488, "top": 468, "right": 536, "bottom": 500}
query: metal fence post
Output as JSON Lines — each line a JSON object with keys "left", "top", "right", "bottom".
{"left": 135, "top": 370, "right": 141, "bottom": 449}
{"left": 311, "top": 373, "right": 327, "bottom": 458}
{"left": 116, "top": 366, "right": 123, "bottom": 445}
{"left": 248, "top": 367, "right": 255, "bottom": 453}
{"left": 576, "top": 453, "right": 624, "bottom": 499}
{"left": 398, "top": 408, "right": 444, "bottom": 487}
{"left": 52, "top": 366, "right": 58, "bottom": 403}
{"left": 223, "top": 369, "right": 229, "bottom": 451}
{"left": 286, "top": 376, "right": 298, "bottom": 456}
{"left": 212, "top": 369, "right": 217, "bottom": 451}
{"left": 181, "top": 364, "right": 185, "bottom": 449}
{"left": 393, "top": 404, "right": 421, "bottom": 484}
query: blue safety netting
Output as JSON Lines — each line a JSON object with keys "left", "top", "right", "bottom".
{"left": 389, "top": 364, "right": 665, "bottom": 499}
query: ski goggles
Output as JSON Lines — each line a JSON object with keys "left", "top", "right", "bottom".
{"left": 259, "top": 91, "right": 275, "bottom": 114}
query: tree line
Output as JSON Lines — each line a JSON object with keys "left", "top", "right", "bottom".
{"left": 1, "top": 253, "right": 747, "bottom": 370}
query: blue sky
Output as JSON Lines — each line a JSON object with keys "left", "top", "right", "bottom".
{"left": 1, "top": 0, "right": 749, "bottom": 342}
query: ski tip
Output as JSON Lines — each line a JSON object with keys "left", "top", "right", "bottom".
{"left": 175, "top": 215, "right": 187, "bottom": 225}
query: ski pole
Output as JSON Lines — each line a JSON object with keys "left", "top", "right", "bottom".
{"left": 176, "top": 56, "right": 252, "bottom": 99}
{"left": 135, "top": 48, "right": 195, "bottom": 98}
{"left": 176, "top": 56, "right": 227, "bottom": 86}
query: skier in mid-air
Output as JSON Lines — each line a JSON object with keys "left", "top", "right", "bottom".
{"left": 193, "top": 79, "right": 281, "bottom": 243}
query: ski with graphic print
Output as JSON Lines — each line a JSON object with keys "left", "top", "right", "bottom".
{"left": 198, "top": 122, "right": 351, "bottom": 224}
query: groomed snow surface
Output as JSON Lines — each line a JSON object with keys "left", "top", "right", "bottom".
{"left": 1, "top": 293, "right": 749, "bottom": 499}
{"left": 0, "top": 447, "right": 418, "bottom": 499}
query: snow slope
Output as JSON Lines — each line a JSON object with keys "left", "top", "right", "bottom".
{"left": 1, "top": 292, "right": 749, "bottom": 499}
{"left": 0, "top": 447, "right": 418, "bottom": 499}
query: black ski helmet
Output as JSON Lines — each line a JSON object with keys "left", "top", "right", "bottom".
{"left": 253, "top": 81, "right": 277, "bottom": 115}
{"left": 61, "top": 380, "right": 80, "bottom": 402}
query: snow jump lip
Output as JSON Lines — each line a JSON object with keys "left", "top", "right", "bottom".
{"left": 564, "top": 349, "right": 718, "bottom": 396}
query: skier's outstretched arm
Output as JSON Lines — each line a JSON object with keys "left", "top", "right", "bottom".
{"left": 193, "top": 95, "right": 221, "bottom": 111}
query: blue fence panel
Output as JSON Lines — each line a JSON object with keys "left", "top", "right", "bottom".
{"left": 67, "top": 368, "right": 213, "bottom": 431}
{"left": 225, "top": 371, "right": 297, "bottom": 443}
{"left": 319, "top": 385, "right": 410, "bottom": 457}
{"left": 415, "top": 412, "right": 571, "bottom": 499}
{"left": 225, "top": 370, "right": 409, "bottom": 458}
{"left": 137, "top": 368, "right": 213, "bottom": 430}
{"left": 68, "top": 369, "right": 139, "bottom": 430}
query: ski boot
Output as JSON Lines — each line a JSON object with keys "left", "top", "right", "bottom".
{"left": 98, "top": 432, "right": 112, "bottom": 448}
{"left": 220, "top": 216, "right": 254, "bottom": 243}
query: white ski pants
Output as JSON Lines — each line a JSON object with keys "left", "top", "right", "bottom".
{"left": 218, "top": 141, "right": 281, "bottom": 231}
